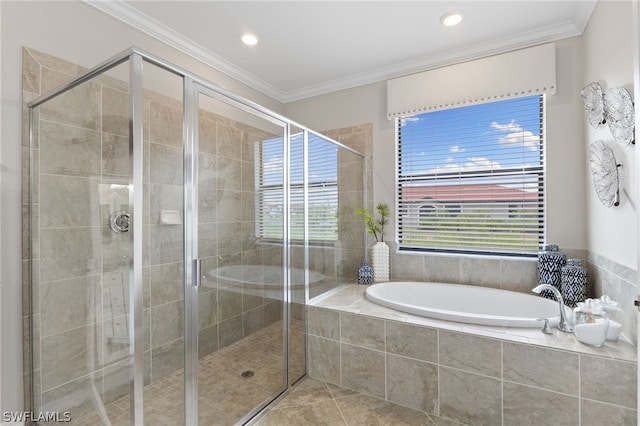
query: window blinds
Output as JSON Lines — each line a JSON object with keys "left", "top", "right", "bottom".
{"left": 387, "top": 43, "right": 556, "bottom": 119}
{"left": 256, "top": 134, "right": 338, "bottom": 241}
{"left": 396, "top": 95, "right": 545, "bottom": 256}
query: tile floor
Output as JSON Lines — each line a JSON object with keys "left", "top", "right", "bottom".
{"left": 254, "top": 377, "right": 465, "bottom": 426}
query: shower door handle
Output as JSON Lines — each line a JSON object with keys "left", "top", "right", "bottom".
{"left": 192, "top": 258, "right": 202, "bottom": 287}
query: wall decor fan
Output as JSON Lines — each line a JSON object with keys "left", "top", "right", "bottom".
{"left": 603, "top": 87, "right": 635, "bottom": 146}
{"left": 580, "top": 82, "right": 605, "bottom": 129}
{"left": 588, "top": 140, "right": 620, "bottom": 207}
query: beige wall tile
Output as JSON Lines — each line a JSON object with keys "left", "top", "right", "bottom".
{"left": 150, "top": 142, "right": 183, "bottom": 185}
{"left": 581, "top": 398, "right": 637, "bottom": 426}
{"left": 40, "top": 121, "right": 101, "bottom": 177}
{"left": 40, "top": 227, "right": 101, "bottom": 281}
{"left": 40, "top": 175, "right": 101, "bottom": 228}
{"left": 340, "top": 312, "right": 384, "bottom": 350}
{"left": 341, "top": 343, "right": 385, "bottom": 398}
{"left": 150, "top": 300, "right": 184, "bottom": 348}
{"left": 424, "top": 255, "right": 460, "bottom": 283}
{"left": 386, "top": 354, "right": 437, "bottom": 413}
{"left": 460, "top": 257, "right": 500, "bottom": 288}
{"left": 22, "top": 48, "right": 40, "bottom": 95}
{"left": 500, "top": 258, "right": 538, "bottom": 293}
{"left": 102, "top": 85, "right": 129, "bottom": 137}
{"left": 39, "top": 80, "right": 101, "bottom": 130}
{"left": 307, "top": 335, "right": 340, "bottom": 385}
{"left": 40, "top": 325, "right": 102, "bottom": 391}
{"left": 503, "top": 342, "right": 579, "bottom": 395}
{"left": 439, "top": 331, "right": 501, "bottom": 377}
{"left": 503, "top": 382, "right": 579, "bottom": 426}
{"left": 219, "top": 314, "right": 243, "bottom": 348}
{"left": 149, "top": 101, "right": 183, "bottom": 146}
{"left": 40, "top": 275, "right": 101, "bottom": 337}
{"left": 307, "top": 306, "right": 340, "bottom": 340}
{"left": 439, "top": 367, "right": 502, "bottom": 425}
{"left": 581, "top": 355, "right": 637, "bottom": 408}
{"left": 385, "top": 320, "right": 437, "bottom": 363}
{"left": 40, "top": 373, "right": 103, "bottom": 421}
{"left": 150, "top": 338, "right": 184, "bottom": 381}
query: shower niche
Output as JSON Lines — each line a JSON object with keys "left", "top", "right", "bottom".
{"left": 24, "top": 47, "right": 365, "bottom": 425}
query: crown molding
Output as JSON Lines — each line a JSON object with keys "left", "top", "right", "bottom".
{"left": 82, "top": 0, "right": 285, "bottom": 101}
{"left": 280, "top": 19, "right": 587, "bottom": 103}
{"left": 83, "top": 0, "right": 594, "bottom": 104}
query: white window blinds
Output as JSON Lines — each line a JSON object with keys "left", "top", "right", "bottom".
{"left": 396, "top": 95, "right": 545, "bottom": 256}
{"left": 387, "top": 43, "right": 556, "bottom": 119}
{"left": 256, "top": 134, "right": 338, "bottom": 241}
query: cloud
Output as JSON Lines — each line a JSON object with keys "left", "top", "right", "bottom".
{"left": 449, "top": 145, "right": 465, "bottom": 153}
{"left": 428, "top": 157, "right": 501, "bottom": 174}
{"left": 491, "top": 120, "right": 540, "bottom": 151}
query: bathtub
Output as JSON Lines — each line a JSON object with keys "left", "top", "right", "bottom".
{"left": 208, "top": 265, "right": 323, "bottom": 287}
{"left": 366, "top": 282, "right": 562, "bottom": 327}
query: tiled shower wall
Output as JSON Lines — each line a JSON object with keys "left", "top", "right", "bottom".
{"left": 21, "top": 47, "right": 285, "bottom": 417}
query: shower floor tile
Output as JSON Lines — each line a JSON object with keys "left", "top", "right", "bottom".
{"left": 72, "top": 319, "right": 301, "bottom": 426}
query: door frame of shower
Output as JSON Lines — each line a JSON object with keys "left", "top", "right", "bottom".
{"left": 27, "top": 46, "right": 366, "bottom": 425}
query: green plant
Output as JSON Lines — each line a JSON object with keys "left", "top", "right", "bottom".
{"left": 356, "top": 203, "right": 390, "bottom": 242}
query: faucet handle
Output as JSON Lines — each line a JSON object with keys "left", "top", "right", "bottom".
{"left": 537, "top": 317, "right": 553, "bottom": 334}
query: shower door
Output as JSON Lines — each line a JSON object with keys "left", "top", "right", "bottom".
{"left": 184, "top": 82, "right": 288, "bottom": 425}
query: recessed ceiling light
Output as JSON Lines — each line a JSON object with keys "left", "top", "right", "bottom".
{"left": 241, "top": 33, "right": 258, "bottom": 46}
{"left": 441, "top": 11, "right": 463, "bottom": 27}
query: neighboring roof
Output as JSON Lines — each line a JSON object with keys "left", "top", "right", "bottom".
{"left": 402, "top": 184, "right": 539, "bottom": 203}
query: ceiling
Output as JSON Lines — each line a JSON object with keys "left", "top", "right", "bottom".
{"left": 86, "top": 1, "right": 597, "bottom": 103}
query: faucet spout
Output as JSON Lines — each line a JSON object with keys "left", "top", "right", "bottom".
{"left": 532, "top": 284, "right": 574, "bottom": 333}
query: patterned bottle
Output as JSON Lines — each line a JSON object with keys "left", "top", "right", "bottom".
{"left": 537, "top": 244, "right": 566, "bottom": 300}
{"left": 358, "top": 261, "right": 373, "bottom": 285}
{"left": 561, "top": 259, "right": 588, "bottom": 308}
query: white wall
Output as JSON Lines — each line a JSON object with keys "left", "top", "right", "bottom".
{"left": 0, "top": 0, "right": 284, "bottom": 414}
{"left": 582, "top": 0, "right": 637, "bottom": 270}
{"left": 284, "top": 37, "right": 588, "bottom": 253}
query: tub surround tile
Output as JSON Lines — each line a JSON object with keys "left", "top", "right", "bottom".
{"left": 340, "top": 313, "right": 385, "bottom": 351}
{"left": 503, "top": 382, "right": 579, "bottom": 426}
{"left": 580, "top": 355, "right": 637, "bottom": 408}
{"left": 439, "top": 331, "right": 502, "bottom": 378}
{"left": 308, "top": 285, "right": 638, "bottom": 425}
{"left": 386, "top": 354, "right": 438, "bottom": 413}
{"left": 307, "top": 335, "right": 341, "bottom": 385}
{"left": 460, "top": 257, "right": 501, "bottom": 288}
{"left": 340, "top": 343, "right": 385, "bottom": 399}
{"left": 385, "top": 321, "right": 438, "bottom": 362}
{"left": 581, "top": 399, "right": 637, "bottom": 426}
{"left": 307, "top": 306, "right": 340, "bottom": 340}
{"left": 423, "top": 255, "right": 460, "bottom": 284}
{"left": 439, "top": 367, "right": 502, "bottom": 425}
{"left": 503, "top": 342, "right": 579, "bottom": 394}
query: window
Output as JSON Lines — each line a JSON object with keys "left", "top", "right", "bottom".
{"left": 256, "top": 133, "right": 338, "bottom": 242}
{"left": 396, "top": 95, "right": 545, "bottom": 256}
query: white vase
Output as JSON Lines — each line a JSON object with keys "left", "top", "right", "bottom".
{"left": 372, "top": 241, "right": 389, "bottom": 282}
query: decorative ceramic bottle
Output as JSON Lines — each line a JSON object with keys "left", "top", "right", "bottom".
{"left": 358, "top": 261, "right": 373, "bottom": 284}
{"left": 372, "top": 242, "right": 389, "bottom": 282}
{"left": 560, "top": 258, "right": 587, "bottom": 308}
{"left": 537, "top": 244, "right": 566, "bottom": 300}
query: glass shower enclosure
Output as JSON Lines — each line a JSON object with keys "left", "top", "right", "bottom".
{"left": 26, "top": 47, "right": 365, "bottom": 425}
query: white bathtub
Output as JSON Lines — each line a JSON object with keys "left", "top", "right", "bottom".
{"left": 366, "top": 282, "right": 562, "bottom": 327}
{"left": 208, "top": 265, "right": 323, "bottom": 287}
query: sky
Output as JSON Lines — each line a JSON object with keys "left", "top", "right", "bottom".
{"left": 399, "top": 95, "right": 543, "bottom": 178}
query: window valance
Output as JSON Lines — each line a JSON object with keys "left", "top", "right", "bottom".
{"left": 386, "top": 43, "right": 556, "bottom": 119}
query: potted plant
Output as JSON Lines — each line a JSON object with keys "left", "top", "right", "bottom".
{"left": 357, "top": 203, "right": 390, "bottom": 282}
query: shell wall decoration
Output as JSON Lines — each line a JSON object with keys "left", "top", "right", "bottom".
{"left": 580, "top": 82, "right": 635, "bottom": 146}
